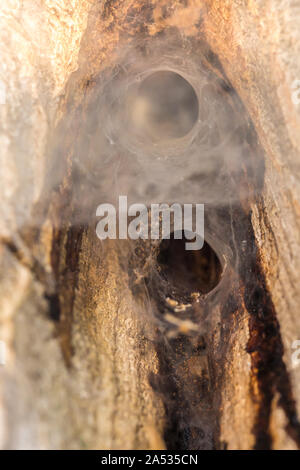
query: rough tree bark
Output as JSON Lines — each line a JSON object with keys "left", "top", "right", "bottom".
{"left": 0, "top": 0, "right": 300, "bottom": 450}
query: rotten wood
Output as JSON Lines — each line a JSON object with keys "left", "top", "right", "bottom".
{"left": 0, "top": 0, "right": 300, "bottom": 450}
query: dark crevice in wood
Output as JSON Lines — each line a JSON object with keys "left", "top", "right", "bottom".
{"left": 49, "top": 223, "right": 85, "bottom": 367}
{"left": 44, "top": 293, "right": 61, "bottom": 322}
{"left": 144, "top": 233, "right": 225, "bottom": 449}
{"left": 149, "top": 333, "right": 214, "bottom": 450}
{"left": 237, "top": 207, "right": 300, "bottom": 450}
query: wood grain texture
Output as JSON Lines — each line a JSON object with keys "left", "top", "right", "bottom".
{"left": 0, "top": 0, "right": 300, "bottom": 450}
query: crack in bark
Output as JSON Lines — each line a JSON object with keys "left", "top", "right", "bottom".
{"left": 239, "top": 209, "right": 300, "bottom": 450}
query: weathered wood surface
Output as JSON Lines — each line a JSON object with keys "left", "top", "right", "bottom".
{"left": 0, "top": 0, "right": 300, "bottom": 450}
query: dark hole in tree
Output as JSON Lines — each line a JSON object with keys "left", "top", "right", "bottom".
{"left": 157, "top": 232, "right": 222, "bottom": 297}
{"left": 131, "top": 71, "right": 199, "bottom": 141}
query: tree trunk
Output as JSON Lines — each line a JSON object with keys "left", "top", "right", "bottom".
{"left": 0, "top": 0, "right": 300, "bottom": 450}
